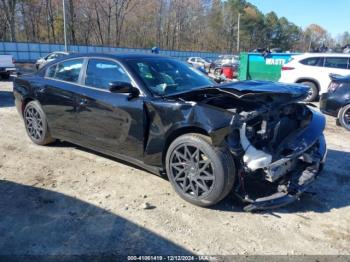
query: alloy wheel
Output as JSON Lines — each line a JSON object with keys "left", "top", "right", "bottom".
{"left": 169, "top": 144, "right": 215, "bottom": 198}
{"left": 25, "top": 106, "right": 44, "bottom": 140}
{"left": 343, "top": 107, "right": 350, "bottom": 128}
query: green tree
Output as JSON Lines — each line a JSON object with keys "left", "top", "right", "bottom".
{"left": 263, "top": 11, "right": 279, "bottom": 48}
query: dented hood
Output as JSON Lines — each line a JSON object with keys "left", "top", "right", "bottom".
{"left": 166, "top": 80, "right": 309, "bottom": 101}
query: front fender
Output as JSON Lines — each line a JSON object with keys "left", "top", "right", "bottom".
{"left": 142, "top": 100, "right": 233, "bottom": 167}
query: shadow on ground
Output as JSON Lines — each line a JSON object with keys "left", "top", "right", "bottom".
{"left": 0, "top": 180, "right": 192, "bottom": 257}
{"left": 48, "top": 140, "right": 161, "bottom": 177}
{"left": 48, "top": 138, "right": 350, "bottom": 215}
{"left": 0, "top": 90, "right": 14, "bottom": 108}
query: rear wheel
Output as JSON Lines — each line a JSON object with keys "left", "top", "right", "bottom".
{"left": 338, "top": 104, "right": 350, "bottom": 131}
{"left": 24, "top": 101, "right": 55, "bottom": 145}
{"left": 165, "top": 133, "right": 235, "bottom": 207}
{"left": 301, "top": 81, "right": 318, "bottom": 102}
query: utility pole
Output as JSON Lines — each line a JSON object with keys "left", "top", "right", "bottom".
{"left": 236, "top": 13, "right": 241, "bottom": 53}
{"left": 62, "top": 0, "right": 67, "bottom": 52}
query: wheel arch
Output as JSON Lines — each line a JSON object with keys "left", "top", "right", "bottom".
{"left": 295, "top": 78, "right": 320, "bottom": 91}
{"left": 21, "top": 97, "right": 35, "bottom": 115}
{"left": 162, "top": 125, "right": 210, "bottom": 166}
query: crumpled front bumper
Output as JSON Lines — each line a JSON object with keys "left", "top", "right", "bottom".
{"left": 242, "top": 107, "right": 327, "bottom": 212}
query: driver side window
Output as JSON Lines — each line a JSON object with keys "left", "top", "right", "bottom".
{"left": 85, "top": 59, "right": 131, "bottom": 90}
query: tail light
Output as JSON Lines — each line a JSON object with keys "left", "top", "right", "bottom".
{"left": 281, "top": 66, "right": 295, "bottom": 71}
{"left": 12, "top": 58, "right": 15, "bottom": 64}
{"left": 328, "top": 82, "right": 340, "bottom": 93}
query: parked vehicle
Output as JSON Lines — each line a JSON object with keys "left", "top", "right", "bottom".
{"left": 187, "top": 57, "right": 212, "bottom": 69}
{"left": 251, "top": 48, "right": 266, "bottom": 53}
{"left": 320, "top": 74, "right": 350, "bottom": 131}
{"left": 214, "top": 55, "right": 239, "bottom": 68}
{"left": 0, "top": 55, "right": 16, "bottom": 80}
{"left": 279, "top": 53, "right": 350, "bottom": 101}
{"left": 204, "top": 57, "right": 214, "bottom": 64}
{"left": 13, "top": 53, "right": 326, "bottom": 210}
{"left": 213, "top": 63, "right": 239, "bottom": 80}
{"left": 35, "top": 51, "right": 69, "bottom": 70}
{"left": 270, "top": 48, "right": 283, "bottom": 53}
{"left": 343, "top": 45, "right": 350, "bottom": 54}
{"left": 212, "top": 55, "right": 239, "bottom": 78}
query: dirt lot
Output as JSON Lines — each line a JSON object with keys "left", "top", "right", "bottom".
{"left": 0, "top": 80, "right": 350, "bottom": 256}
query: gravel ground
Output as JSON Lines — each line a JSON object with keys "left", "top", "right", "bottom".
{"left": 0, "top": 80, "right": 350, "bottom": 256}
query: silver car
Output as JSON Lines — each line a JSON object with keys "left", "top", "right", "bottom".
{"left": 187, "top": 57, "right": 212, "bottom": 69}
{"left": 35, "top": 51, "right": 69, "bottom": 70}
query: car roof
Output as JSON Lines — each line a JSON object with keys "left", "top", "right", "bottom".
{"left": 51, "top": 51, "right": 70, "bottom": 55}
{"left": 293, "top": 53, "right": 350, "bottom": 59}
{"left": 40, "top": 53, "right": 175, "bottom": 70}
{"left": 60, "top": 52, "right": 171, "bottom": 60}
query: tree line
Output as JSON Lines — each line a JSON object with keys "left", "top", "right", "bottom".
{"left": 0, "top": 0, "right": 349, "bottom": 53}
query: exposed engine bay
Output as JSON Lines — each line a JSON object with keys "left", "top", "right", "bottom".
{"left": 165, "top": 81, "right": 327, "bottom": 211}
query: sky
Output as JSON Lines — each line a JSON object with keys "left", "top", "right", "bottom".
{"left": 248, "top": 0, "right": 349, "bottom": 37}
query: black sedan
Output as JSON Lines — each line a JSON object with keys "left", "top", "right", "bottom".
{"left": 320, "top": 74, "right": 350, "bottom": 131}
{"left": 13, "top": 53, "right": 327, "bottom": 211}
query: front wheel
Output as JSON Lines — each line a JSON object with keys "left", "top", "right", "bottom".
{"left": 24, "top": 101, "right": 55, "bottom": 145}
{"left": 165, "top": 134, "right": 235, "bottom": 207}
{"left": 338, "top": 104, "right": 350, "bottom": 131}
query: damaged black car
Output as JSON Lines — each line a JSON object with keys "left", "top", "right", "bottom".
{"left": 13, "top": 54, "right": 327, "bottom": 211}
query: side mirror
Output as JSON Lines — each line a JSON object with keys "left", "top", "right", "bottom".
{"left": 108, "top": 81, "right": 140, "bottom": 99}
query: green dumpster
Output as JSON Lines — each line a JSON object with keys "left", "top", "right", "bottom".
{"left": 239, "top": 52, "right": 298, "bottom": 81}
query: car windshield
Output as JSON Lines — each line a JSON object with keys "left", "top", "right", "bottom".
{"left": 125, "top": 58, "right": 214, "bottom": 96}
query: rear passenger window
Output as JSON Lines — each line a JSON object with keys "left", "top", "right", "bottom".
{"left": 324, "top": 57, "right": 349, "bottom": 69}
{"left": 54, "top": 59, "right": 84, "bottom": 83}
{"left": 46, "top": 64, "right": 57, "bottom": 78}
{"left": 300, "top": 57, "right": 323, "bottom": 66}
{"left": 85, "top": 59, "right": 131, "bottom": 90}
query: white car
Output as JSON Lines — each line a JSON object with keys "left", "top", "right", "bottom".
{"left": 35, "top": 51, "right": 69, "bottom": 70}
{"left": 0, "top": 55, "right": 16, "bottom": 80}
{"left": 187, "top": 57, "right": 211, "bottom": 69}
{"left": 279, "top": 53, "right": 350, "bottom": 101}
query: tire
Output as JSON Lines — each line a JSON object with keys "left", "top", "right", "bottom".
{"left": 214, "top": 68, "right": 222, "bottom": 76}
{"left": 23, "top": 101, "right": 55, "bottom": 145}
{"left": 336, "top": 118, "right": 341, "bottom": 126}
{"left": 338, "top": 104, "right": 350, "bottom": 131}
{"left": 301, "top": 81, "right": 318, "bottom": 102}
{"left": 165, "top": 133, "right": 235, "bottom": 207}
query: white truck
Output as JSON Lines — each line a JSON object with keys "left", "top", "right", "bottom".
{"left": 0, "top": 55, "right": 16, "bottom": 80}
